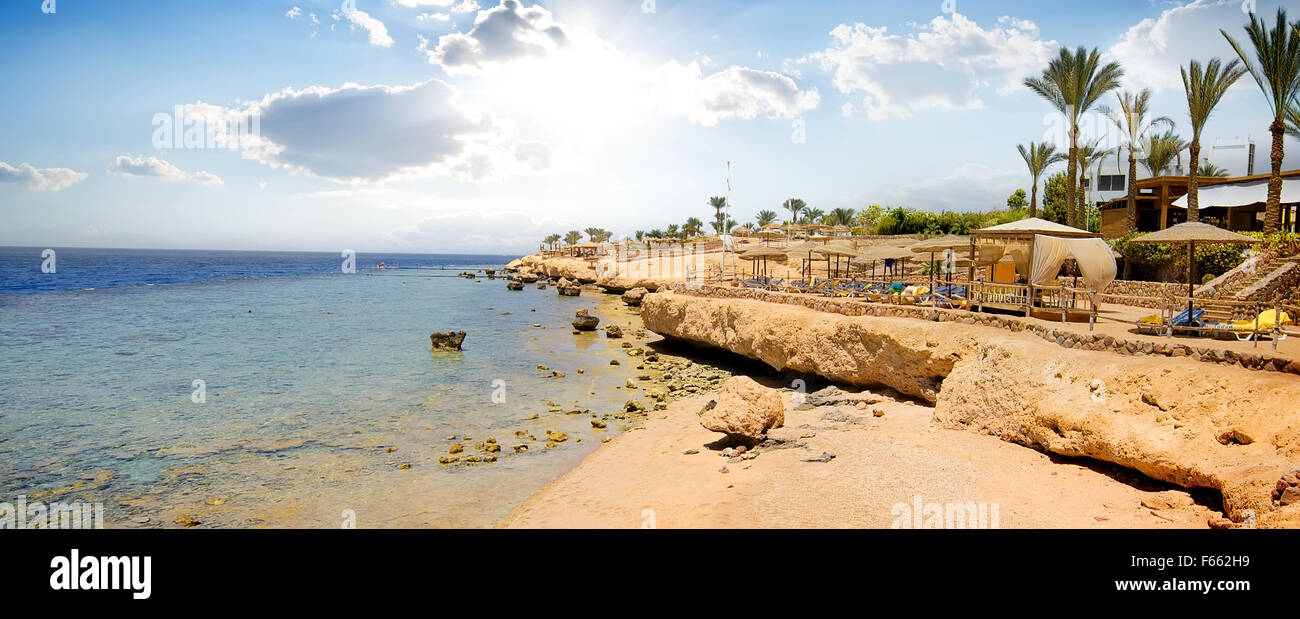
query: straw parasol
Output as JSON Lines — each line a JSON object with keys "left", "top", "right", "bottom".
{"left": 858, "top": 243, "right": 918, "bottom": 280}
{"left": 812, "top": 241, "right": 858, "bottom": 278}
{"left": 1129, "top": 222, "right": 1260, "bottom": 321}
{"left": 754, "top": 228, "right": 786, "bottom": 245}
{"left": 911, "top": 235, "right": 972, "bottom": 291}
{"left": 731, "top": 225, "right": 752, "bottom": 236}
{"left": 739, "top": 245, "right": 788, "bottom": 279}
{"left": 785, "top": 240, "right": 823, "bottom": 280}
{"left": 761, "top": 222, "right": 784, "bottom": 230}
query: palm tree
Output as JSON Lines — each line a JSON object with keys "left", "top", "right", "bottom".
{"left": 634, "top": 230, "right": 645, "bottom": 242}
{"left": 1181, "top": 58, "right": 1247, "bottom": 222}
{"left": 755, "top": 210, "right": 778, "bottom": 227}
{"left": 563, "top": 230, "right": 582, "bottom": 246}
{"left": 829, "top": 207, "right": 856, "bottom": 226}
{"left": 1024, "top": 46, "right": 1124, "bottom": 229}
{"left": 1142, "top": 130, "right": 1184, "bottom": 177}
{"left": 647, "top": 228, "right": 664, "bottom": 240}
{"left": 1222, "top": 8, "right": 1300, "bottom": 233}
{"left": 665, "top": 223, "right": 680, "bottom": 239}
{"left": 801, "top": 207, "right": 825, "bottom": 224}
{"left": 1016, "top": 141, "right": 1065, "bottom": 218}
{"left": 707, "top": 196, "right": 728, "bottom": 234}
{"left": 782, "top": 198, "right": 806, "bottom": 225}
{"left": 1199, "top": 161, "right": 1231, "bottom": 177}
{"left": 1286, "top": 99, "right": 1300, "bottom": 137}
{"left": 584, "top": 227, "right": 602, "bottom": 243}
{"left": 1102, "top": 89, "right": 1172, "bottom": 233}
{"left": 683, "top": 217, "right": 704, "bottom": 238}
{"left": 1076, "top": 139, "right": 1110, "bottom": 224}
{"left": 544, "top": 233, "right": 561, "bottom": 250}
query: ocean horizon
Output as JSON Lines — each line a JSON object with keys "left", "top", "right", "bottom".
{"left": 0, "top": 246, "right": 521, "bottom": 295}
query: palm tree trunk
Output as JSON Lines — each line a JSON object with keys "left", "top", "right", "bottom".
{"left": 1078, "top": 177, "right": 1087, "bottom": 230}
{"left": 1126, "top": 152, "right": 1138, "bottom": 234}
{"left": 1029, "top": 181, "right": 1039, "bottom": 219}
{"left": 1067, "top": 126, "right": 1079, "bottom": 228}
{"left": 1266, "top": 118, "right": 1284, "bottom": 234}
{"left": 1187, "top": 140, "right": 1201, "bottom": 222}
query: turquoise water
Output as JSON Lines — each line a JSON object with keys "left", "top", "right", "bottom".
{"left": 0, "top": 269, "right": 656, "bottom": 527}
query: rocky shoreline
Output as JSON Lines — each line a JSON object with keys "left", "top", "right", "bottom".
{"left": 499, "top": 252, "right": 1300, "bottom": 528}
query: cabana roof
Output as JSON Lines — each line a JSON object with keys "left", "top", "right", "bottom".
{"left": 973, "top": 217, "right": 1099, "bottom": 239}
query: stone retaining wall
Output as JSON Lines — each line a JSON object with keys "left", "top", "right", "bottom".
{"left": 1099, "top": 280, "right": 1189, "bottom": 309}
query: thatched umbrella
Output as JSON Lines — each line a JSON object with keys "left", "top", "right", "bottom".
{"left": 754, "top": 228, "right": 786, "bottom": 246}
{"left": 1129, "top": 222, "right": 1259, "bottom": 322}
{"left": 785, "top": 240, "right": 822, "bottom": 281}
{"left": 911, "top": 235, "right": 972, "bottom": 291}
{"left": 858, "top": 243, "right": 918, "bottom": 281}
{"left": 739, "top": 245, "right": 788, "bottom": 280}
{"left": 731, "top": 225, "right": 752, "bottom": 237}
{"left": 812, "top": 242, "right": 858, "bottom": 278}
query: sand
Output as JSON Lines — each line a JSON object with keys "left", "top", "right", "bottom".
{"left": 502, "top": 389, "right": 1218, "bottom": 529}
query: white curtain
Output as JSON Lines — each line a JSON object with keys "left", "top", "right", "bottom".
{"left": 1030, "top": 235, "right": 1116, "bottom": 290}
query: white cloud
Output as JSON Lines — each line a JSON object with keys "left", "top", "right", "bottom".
{"left": 180, "top": 80, "right": 532, "bottom": 184}
{"left": 285, "top": 6, "right": 302, "bottom": 19}
{"left": 655, "top": 62, "right": 820, "bottom": 126}
{"left": 191, "top": 170, "right": 225, "bottom": 186}
{"left": 885, "top": 163, "right": 1022, "bottom": 212}
{"left": 396, "top": 0, "right": 478, "bottom": 12}
{"left": 338, "top": 7, "right": 393, "bottom": 47}
{"left": 0, "top": 161, "right": 87, "bottom": 192}
{"left": 418, "top": 12, "right": 451, "bottom": 22}
{"left": 421, "top": 0, "right": 570, "bottom": 74}
{"left": 107, "top": 155, "right": 223, "bottom": 186}
{"left": 418, "top": 1, "right": 817, "bottom": 130}
{"left": 801, "top": 13, "right": 1057, "bottom": 121}
{"left": 512, "top": 140, "right": 552, "bottom": 171}
{"left": 1110, "top": 0, "right": 1247, "bottom": 93}
{"left": 107, "top": 154, "right": 188, "bottom": 180}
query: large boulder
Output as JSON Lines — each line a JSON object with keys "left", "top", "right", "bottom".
{"left": 700, "top": 376, "right": 784, "bottom": 443}
{"left": 621, "top": 287, "right": 649, "bottom": 306}
{"left": 430, "top": 330, "right": 467, "bottom": 351}
{"left": 557, "top": 277, "right": 582, "bottom": 296}
{"left": 572, "top": 309, "right": 600, "bottom": 331}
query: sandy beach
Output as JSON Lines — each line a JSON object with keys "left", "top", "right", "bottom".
{"left": 503, "top": 387, "right": 1218, "bottom": 528}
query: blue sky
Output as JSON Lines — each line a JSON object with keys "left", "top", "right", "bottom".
{"left": 3, "top": 0, "right": 1300, "bottom": 254}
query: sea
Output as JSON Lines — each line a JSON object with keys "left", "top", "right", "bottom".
{"left": 0, "top": 246, "right": 656, "bottom": 528}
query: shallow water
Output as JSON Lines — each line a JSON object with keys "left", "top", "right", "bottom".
{"left": 0, "top": 259, "right": 661, "bottom": 527}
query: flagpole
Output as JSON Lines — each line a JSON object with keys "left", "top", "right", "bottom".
{"left": 723, "top": 161, "right": 731, "bottom": 281}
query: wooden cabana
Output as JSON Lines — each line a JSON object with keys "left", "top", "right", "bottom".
{"left": 969, "top": 218, "right": 1108, "bottom": 320}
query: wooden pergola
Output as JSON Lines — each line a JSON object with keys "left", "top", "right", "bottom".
{"left": 969, "top": 218, "right": 1100, "bottom": 317}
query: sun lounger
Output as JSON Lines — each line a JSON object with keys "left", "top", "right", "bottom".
{"left": 1212, "top": 310, "right": 1291, "bottom": 341}
{"left": 1135, "top": 308, "right": 1204, "bottom": 336}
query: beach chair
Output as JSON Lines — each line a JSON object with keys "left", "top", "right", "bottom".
{"left": 1214, "top": 309, "right": 1291, "bottom": 341}
{"left": 1134, "top": 308, "right": 1205, "bottom": 336}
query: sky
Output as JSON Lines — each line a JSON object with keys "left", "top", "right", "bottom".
{"left": 3, "top": 0, "right": 1300, "bottom": 254}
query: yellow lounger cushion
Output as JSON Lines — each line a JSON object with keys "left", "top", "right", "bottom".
{"left": 1228, "top": 310, "right": 1291, "bottom": 331}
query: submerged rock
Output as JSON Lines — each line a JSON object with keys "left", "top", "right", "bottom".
{"left": 506, "top": 280, "right": 524, "bottom": 291}
{"left": 572, "top": 309, "right": 600, "bottom": 331}
{"left": 430, "top": 330, "right": 467, "bottom": 351}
